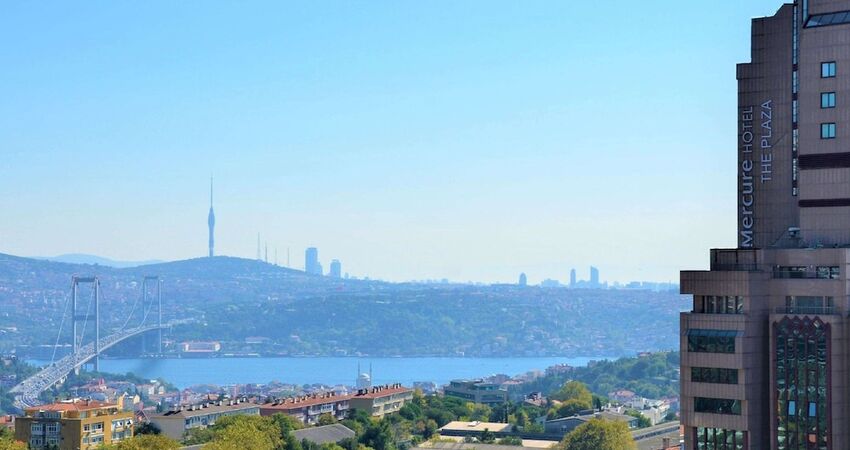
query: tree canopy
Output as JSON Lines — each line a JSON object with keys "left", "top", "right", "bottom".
{"left": 102, "top": 434, "right": 180, "bottom": 450}
{"left": 550, "top": 381, "right": 593, "bottom": 418}
{"left": 558, "top": 418, "right": 636, "bottom": 450}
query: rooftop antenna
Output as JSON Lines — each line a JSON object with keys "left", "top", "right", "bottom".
{"left": 265, "top": 242, "right": 268, "bottom": 264}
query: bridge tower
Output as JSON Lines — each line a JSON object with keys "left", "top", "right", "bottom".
{"left": 71, "top": 276, "right": 100, "bottom": 372}
{"left": 143, "top": 276, "right": 163, "bottom": 354}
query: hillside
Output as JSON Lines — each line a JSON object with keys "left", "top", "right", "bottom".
{"left": 0, "top": 253, "right": 687, "bottom": 358}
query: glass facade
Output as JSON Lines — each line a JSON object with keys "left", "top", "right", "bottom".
{"left": 687, "top": 329, "right": 736, "bottom": 354}
{"left": 692, "top": 367, "right": 738, "bottom": 384}
{"left": 775, "top": 317, "right": 829, "bottom": 450}
{"left": 694, "top": 296, "right": 744, "bottom": 314}
{"left": 784, "top": 296, "right": 834, "bottom": 315}
{"left": 695, "top": 428, "right": 747, "bottom": 450}
{"left": 695, "top": 397, "right": 742, "bottom": 415}
{"left": 815, "top": 266, "right": 839, "bottom": 279}
{"left": 807, "top": 11, "right": 850, "bottom": 28}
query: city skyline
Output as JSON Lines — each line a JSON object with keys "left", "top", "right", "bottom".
{"left": 0, "top": 1, "right": 783, "bottom": 284}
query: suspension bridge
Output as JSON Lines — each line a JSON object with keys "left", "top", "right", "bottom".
{"left": 10, "top": 275, "right": 175, "bottom": 411}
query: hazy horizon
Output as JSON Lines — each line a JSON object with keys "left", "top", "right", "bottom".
{"left": 0, "top": 1, "right": 782, "bottom": 284}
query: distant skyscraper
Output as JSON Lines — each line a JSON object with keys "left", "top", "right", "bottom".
{"left": 207, "top": 177, "right": 215, "bottom": 258}
{"left": 589, "top": 266, "right": 599, "bottom": 286}
{"left": 569, "top": 269, "right": 577, "bottom": 288}
{"left": 330, "top": 259, "right": 342, "bottom": 278}
{"left": 305, "top": 247, "right": 321, "bottom": 275}
{"left": 518, "top": 273, "right": 527, "bottom": 287}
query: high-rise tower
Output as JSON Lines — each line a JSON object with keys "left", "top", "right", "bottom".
{"left": 208, "top": 177, "right": 215, "bottom": 258}
{"left": 680, "top": 2, "right": 850, "bottom": 449}
{"left": 305, "top": 247, "right": 321, "bottom": 275}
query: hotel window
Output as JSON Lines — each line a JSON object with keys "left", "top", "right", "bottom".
{"left": 816, "top": 266, "right": 839, "bottom": 279}
{"left": 691, "top": 367, "right": 739, "bottom": 384}
{"left": 821, "top": 123, "right": 836, "bottom": 139}
{"left": 822, "top": 61, "right": 836, "bottom": 78}
{"left": 695, "top": 295, "right": 744, "bottom": 314}
{"left": 822, "top": 92, "right": 836, "bottom": 108}
{"left": 785, "top": 296, "right": 834, "bottom": 314}
{"left": 687, "top": 329, "right": 736, "bottom": 354}
{"left": 694, "top": 397, "right": 742, "bottom": 415}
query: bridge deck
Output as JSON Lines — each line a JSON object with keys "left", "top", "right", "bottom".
{"left": 11, "top": 325, "right": 164, "bottom": 410}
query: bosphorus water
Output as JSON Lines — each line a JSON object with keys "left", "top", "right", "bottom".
{"left": 31, "top": 356, "right": 605, "bottom": 388}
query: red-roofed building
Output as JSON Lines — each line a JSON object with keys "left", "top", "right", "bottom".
{"left": 349, "top": 384, "right": 413, "bottom": 418}
{"left": 15, "top": 398, "right": 134, "bottom": 449}
{"left": 260, "top": 392, "right": 352, "bottom": 425}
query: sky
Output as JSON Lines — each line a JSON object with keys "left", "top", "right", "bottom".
{"left": 0, "top": 1, "right": 784, "bottom": 284}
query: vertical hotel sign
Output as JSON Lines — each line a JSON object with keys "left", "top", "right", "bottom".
{"left": 739, "top": 100, "right": 773, "bottom": 248}
{"left": 741, "top": 106, "right": 755, "bottom": 247}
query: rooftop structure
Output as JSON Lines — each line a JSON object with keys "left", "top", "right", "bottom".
{"left": 150, "top": 398, "right": 259, "bottom": 441}
{"left": 444, "top": 379, "right": 508, "bottom": 406}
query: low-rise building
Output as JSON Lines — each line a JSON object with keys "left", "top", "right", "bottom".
{"left": 150, "top": 398, "right": 260, "bottom": 441}
{"left": 0, "top": 414, "right": 14, "bottom": 432}
{"left": 349, "top": 384, "right": 413, "bottom": 418}
{"left": 260, "top": 392, "right": 351, "bottom": 425}
{"left": 444, "top": 380, "right": 507, "bottom": 406}
{"left": 14, "top": 398, "right": 134, "bottom": 450}
{"left": 543, "top": 411, "right": 638, "bottom": 437}
{"left": 438, "top": 421, "right": 514, "bottom": 439}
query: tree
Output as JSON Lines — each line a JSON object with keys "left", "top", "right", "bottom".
{"left": 101, "top": 434, "right": 179, "bottom": 450}
{"left": 0, "top": 437, "right": 26, "bottom": 450}
{"left": 553, "top": 381, "right": 593, "bottom": 405}
{"left": 550, "top": 381, "right": 593, "bottom": 418}
{"left": 134, "top": 422, "right": 162, "bottom": 435}
{"left": 479, "top": 428, "right": 494, "bottom": 444}
{"left": 559, "top": 418, "right": 636, "bottom": 450}
{"left": 624, "top": 410, "right": 651, "bottom": 428}
{"left": 201, "top": 415, "right": 284, "bottom": 450}
{"left": 360, "top": 419, "right": 395, "bottom": 450}
{"left": 318, "top": 413, "right": 338, "bottom": 426}
{"left": 552, "top": 399, "right": 590, "bottom": 419}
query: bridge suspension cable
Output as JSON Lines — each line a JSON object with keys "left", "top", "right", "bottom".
{"left": 50, "top": 291, "right": 71, "bottom": 365}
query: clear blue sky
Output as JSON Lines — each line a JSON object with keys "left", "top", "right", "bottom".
{"left": 0, "top": 1, "right": 782, "bottom": 284}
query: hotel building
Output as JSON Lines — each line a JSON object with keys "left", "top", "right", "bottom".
{"left": 680, "top": 1, "right": 850, "bottom": 449}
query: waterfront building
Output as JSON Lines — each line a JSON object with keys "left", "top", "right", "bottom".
{"left": 349, "top": 384, "right": 413, "bottom": 418}
{"left": 443, "top": 379, "right": 507, "bottom": 406}
{"left": 14, "top": 399, "right": 134, "bottom": 450}
{"left": 150, "top": 398, "right": 260, "bottom": 441}
{"left": 518, "top": 272, "right": 527, "bottom": 287}
{"left": 680, "top": 2, "right": 850, "bottom": 449}
{"left": 569, "top": 269, "right": 576, "bottom": 288}
{"left": 259, "top": 392, "right": 351, "bottom": 425}
{"left": 589, "top": 266, "right": 599, "bottom": 287}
